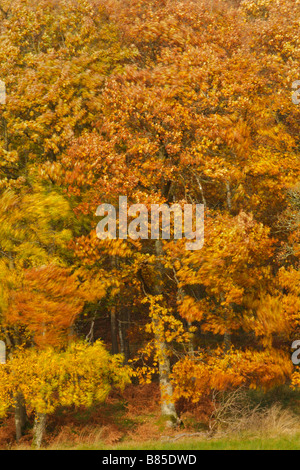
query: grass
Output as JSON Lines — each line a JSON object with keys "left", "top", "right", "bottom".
{"left": 58, "top": 433, "right": 300, "bottom": 450}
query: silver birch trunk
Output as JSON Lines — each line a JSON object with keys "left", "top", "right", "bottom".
{"left": 33, "top": 413, "right": 47, "bottom": 449}
{"left": 154, "top": 240, "right": 179, "bottom": 427}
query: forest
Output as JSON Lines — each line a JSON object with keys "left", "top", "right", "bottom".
{"left": 0, "top": 0, "right": 299, "bottom": 450}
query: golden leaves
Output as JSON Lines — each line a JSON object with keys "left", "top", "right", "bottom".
{"left": 171, "top": 347, "right": 293, "bottom": 403}
{"left": 0, "top": 341, "right": 131, "bottom": 416}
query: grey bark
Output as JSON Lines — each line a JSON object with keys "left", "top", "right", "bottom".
{"left": 226, "top": 180, "right": 232, "bottom": 213}
{"left": 154, "top": 240, "right": 179, "bottom": 427}
{"left": 33, "top": 413, "right": 47, "bottom": 449}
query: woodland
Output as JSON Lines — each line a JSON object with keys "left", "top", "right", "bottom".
{"left": 0, "top": 0, "right": 299, "bottom": 450}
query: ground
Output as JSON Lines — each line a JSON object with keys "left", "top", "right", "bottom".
{"left": 1, "top": 384, "right": 300, "bottom": 450}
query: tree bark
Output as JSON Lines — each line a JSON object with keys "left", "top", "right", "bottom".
{"left": 224, "top": 184, "right": 232, "bottom": 350}
{"left": 15, "top": 392, "right": 27, "bottom": 442}
{"left": 124, "top": 310, "right": 130, "bottom": 364}
{"left": 110, "top": 307, "right": 119, "bottom": 355}
{"left": 68, "top": 324, "right": 75, "bottom": 344}
{"left": 118, "top": 309, "right": 130, "bottom": 364}
{"left": 153, "top": 239, "right": 179, "bottom": 427}
{"left": 110, "top": 256, "right": 120, "bottom": 355}
{"left": 187, "top": 321, "right": 195, "bottom": 357}
{"left": 154, "top": 319, "right": 179, "bottom": 426}
{"left": 226, "top": 180, "right": 232, "bottom": 212}
{"left": 224, "top": 331, "right": 231, "bottom": 352}
{"left": 118, "top": 315, "right": 125, "bottom": 357}
{"left": 33, "top": 413, "right": 47, "bottom": 449}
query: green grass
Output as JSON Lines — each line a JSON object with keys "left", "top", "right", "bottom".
{"left": 60, "top": 433, "right": 300, "bottom": 450}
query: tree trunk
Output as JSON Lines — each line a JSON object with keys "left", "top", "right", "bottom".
{"left": 110, "top": 256, "right": 119, "bottom": 355}
{"left": 154, "top": 318, "right": 179, "bottom": 426}
{"left": 153, "top": 239, "right": 179, "bottom": 427}
{"left": 124, "top": 310, "right": 130, "bottom": 364}
{"left": 187, "top": 321, "right": 195, "bottom": 357}
{"left": 110, "top": 307, "right": 119, "bottom": 355}
{"left": 118, "top": 309, "right": 130, "bottom": 364}
{"left": 224, "top": 331, "right": 231, "bottom": 352}
{"left": 15, "top": 392, "right": 27, "bottom": 442}
{"left": 33, "top": 413, "right": 47, "bottom": 449}
{"left": 68, "top": 324, "right": 75, "bottom": 344}
{"left": 224, "top": 184, "right": 233, "bottom": 351}
{"left": 226, "top": 180, "right": 232, "bottom": 213}
{"left": 118, "top": 315, "right": 125, "bottom": 357}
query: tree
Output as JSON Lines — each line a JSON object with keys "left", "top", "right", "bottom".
{"left": 0, "top": 0, "right": 134, "bottom": 186}
{"left": 62, "top": 0, "right": 300, "bottom": 421}
{"left": 0, "top": 340, "right": 131, "bottom": 448}
{"left": 0, "top": 183, "right": 81, "bottom": 439}
{"left": 0, "top": 0, "right": 299, "bottom": 440}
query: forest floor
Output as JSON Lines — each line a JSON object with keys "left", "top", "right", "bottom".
{"left": 2, "top": 384, "right": 300, "bottom": 450}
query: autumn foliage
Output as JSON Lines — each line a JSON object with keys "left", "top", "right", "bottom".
{"left": 0, "top": 0, "right": 299, "bottom": 447}
{"left": 0, "top": 341, "right": 131, "bottom": 416}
